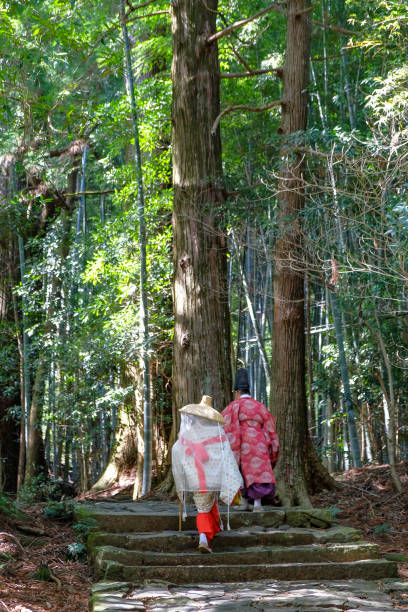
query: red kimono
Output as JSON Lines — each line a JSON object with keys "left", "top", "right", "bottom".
{"left": 222, "top": 396, "right": 279, "bottom": 488}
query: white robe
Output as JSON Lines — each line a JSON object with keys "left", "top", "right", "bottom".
{"left": 172, "top": 413, "right": 243, "bottom": 506}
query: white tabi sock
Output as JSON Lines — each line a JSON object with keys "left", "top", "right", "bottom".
{"left": 199, "top": 533, "right": 209, "bottom": 547}
{"left": 240, "top": 498, "right": 249, "bottom": 510}
{"left": 254, "top": 498, "right": 262, "bottom": 508}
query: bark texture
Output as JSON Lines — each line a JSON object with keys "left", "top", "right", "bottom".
{"left": 91, "top": 363, "right": 143, "bottom": 495}
{"left": 171, "top": 0, "right": 232, "bottom": 414}
{"left": 271, "top": 0, "right": 335, "bottom": 505}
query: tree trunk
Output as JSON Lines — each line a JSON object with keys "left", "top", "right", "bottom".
{"left": 0, "top": 176, "right": 21, "bottom": 492}
{"left": 329, "top": 290, "right": 362, "bottom": 467}
{"left": 171, "top": 0, "right": 232, "bottom": 414}
{"left": 305, "top": 276, "right": 314, "bottom": 427}
{"left": 120, "top": 0, "right": 152, "bottom": 495}
{"left": 372, "top": 312, "right": 402, "bottom": 492}
{"left": 271, "top": 0, "right": 336, "bottom": 506}
{"left": 24, "top": 357, "right": 46, "bottom": 484}
{"left": 91, "top": 364, "right": 143, "bottom": 495}
{"left": 231, "top": 230, "right": 270, "bottom": 383}
{"left": 23, "top": 170, "right": 77, "bottom": 490}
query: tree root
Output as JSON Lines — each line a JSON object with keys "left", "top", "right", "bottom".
{"left": 304, "top": 437, "right": 341, "bottom": 494}
{"left": 153, "top": 467, "right": 177, "bottom": 500}
{"left": 13, "top": 523, "right": 45, "bottom": 537}
{"left": 0, "top": 532, "right": 25, "bottom": 555}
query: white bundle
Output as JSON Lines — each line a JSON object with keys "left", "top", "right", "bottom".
{"left": 172, "top": 413, "right": 243, "bottom": 506}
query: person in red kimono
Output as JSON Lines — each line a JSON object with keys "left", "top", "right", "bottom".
{"left": 222, "top": 368, "right": 279, "bottom": 511}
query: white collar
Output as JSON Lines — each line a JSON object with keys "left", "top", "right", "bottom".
{"left": 239, "top": 394, "right": 251, "bottom": 398}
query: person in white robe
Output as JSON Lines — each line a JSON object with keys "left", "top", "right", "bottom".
{"left": 172, "top": 395, "right": 243, "bottom": 552}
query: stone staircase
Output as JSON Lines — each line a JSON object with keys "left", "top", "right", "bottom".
{"left": 76, "top": 500, "right": 402, "bottom": 611}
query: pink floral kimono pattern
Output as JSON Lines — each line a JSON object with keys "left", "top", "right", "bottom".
{"left": 222, "top": 397, "right": 279, "bottom": 488}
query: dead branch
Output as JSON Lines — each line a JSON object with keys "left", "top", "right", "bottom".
{"left": 64, "top": 189, "right": 115, "bottom": 197}
{"left": 341, "top": 482, "right": 381, "bottom": 498}
{"left": 228, "top": 45, "right": 253, "bottom": 73}
{"left": 0, "top": 600, "right": 11, "bottom": 612}
{"left": 13, "top": 523, "right": 46, "bottom": 536}
{"left": 291, "top": 146, "right": 344, "bottom": 159}
{"left": 207, "top": 3, "right": 286, "bottom": 45}
{"left": 49, "top": 568, "right": 62, "bottom": 588}
{"left": 220, "top": 68, "right": 278, "bottom": 79}
{"left": 211, "top": 100, "right": 283, "bottom": 134}
{"left": 125, "top": 10, "right": 168, "bottom": 23}
{"left": 311, "top": 19, "right": 357, "bottom": 36}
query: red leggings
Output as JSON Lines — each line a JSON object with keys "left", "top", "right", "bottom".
{"left": 196, "top": 502, "right": 221, "bottom": 543}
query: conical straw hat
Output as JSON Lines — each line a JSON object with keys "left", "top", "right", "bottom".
{"left": 179, "top": 395, "right": 225, "bottom": 424}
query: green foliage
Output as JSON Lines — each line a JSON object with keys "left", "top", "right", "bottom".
{"left": 19, "top": 476, "right": 73, "bottom": 504}
{"left": 66, "top": 516, "right": 98, "bottom": 562}
{"left": 66, "top": 541, "right": 87, "bottom": 561}
{"left": 72, "top": 517, "right": 99, "bottom": 540}
{"left": 0, "top": 493, "right": 25, "bottom": 520}
{"left": 327, "top": 505, "right": 342, "bottom": 518}
{"left": 43, "top": 500, "right": 74, "bottom": 521}
{"left": 373, "top": 522, "right": 392, "bottom": 535}
{"left": 31, "top": 563, "right": 52, "bottom": 581}
{"left": 1, "top": 0, "right": 408, "bottom": 494}
{"left": 385, "top": 553, "right": 408, "bottom": 562}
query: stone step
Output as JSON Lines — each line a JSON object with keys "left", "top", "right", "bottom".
{"left": 90, "top": 579, "right": 399, "bottom": 612}
{"left": 88, "top": 525, "right": 362, "bottom": 553}
{"left": 76, "top": 502, "right": 335, "bottom": 533}
{"left": 96, "top": 558, "right": 398, "bottom": 583}
{"left": 92, "top": 542, "right": 380, "bottom": 570}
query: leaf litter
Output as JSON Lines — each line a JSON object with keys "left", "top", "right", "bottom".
{"left": 0, "top": 504, "right": 91, "bottom": 612}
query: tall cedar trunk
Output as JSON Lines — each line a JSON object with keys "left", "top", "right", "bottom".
{"left": 24, "top": 358, "right": 46, "bottom": 483}
{"left": 0, "top": 175, "right": 20, "bottom": 491}
{"left": 271, "top": 0, "right": 335, "bottom": 506}
{"left": 120, "top": 0, "right": 152, "bottom": 495}
{"left": 0, "top": 306, "right": 20, "bottom": 491}
{"left": 91, "top": 363, "right": 143, "bottom": 494}
{"left": 171, "top": 0, "right": 232, "bottom": 415}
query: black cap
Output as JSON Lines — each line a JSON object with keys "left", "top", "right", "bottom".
{"left": 234, "top": 368, "right": 250, "bottom": 391}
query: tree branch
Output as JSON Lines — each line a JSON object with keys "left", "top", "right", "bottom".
{"left": 311, "top": 50, "right": 351, "bottom": 62}
{"left": 211, "top": 100, "right": 283, "bottom": 134}
{"left": 126, "top": 0, "right": 161, "bottom": 12}
{"left": 295, "top": 4, "right": 316, "bottom": 16}
{"left": 64, "top": 189, "right": 115, "bottom": 197}
{"left": 48, "top": 139, "right": 88, "bottom": 158}
{"left": 220, "top": 68, "right": 278, "bottom": 78}
{"left": 292, "top": 145, "right": 344, "bottom": 159}
{"left": 228, "top": 44, "right": 254, "bottom": 73}
{"left": 150, "top": 66, "right": 279, "bottom": 80}
{"left": 125, "top": 10, "right": 168, "bottom": 23}
{"left": 311, "top": 19, "right": 357, "bottom": 36}
{"left": 207, "top": 3, "right": 286, "bottom": 45}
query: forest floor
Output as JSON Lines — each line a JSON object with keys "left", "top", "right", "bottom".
{"left": 311, "top": 461, "right": 408, "bottom": 581}
{"left": 0, "top": 503, "right": 91, "bottom": 612}
{"left": 0, "top": 461, "right": 407, "bottom": 612}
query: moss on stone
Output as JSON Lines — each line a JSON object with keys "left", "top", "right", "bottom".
{"left": 385, "top": 553, "right": 408, "bottom": 562}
